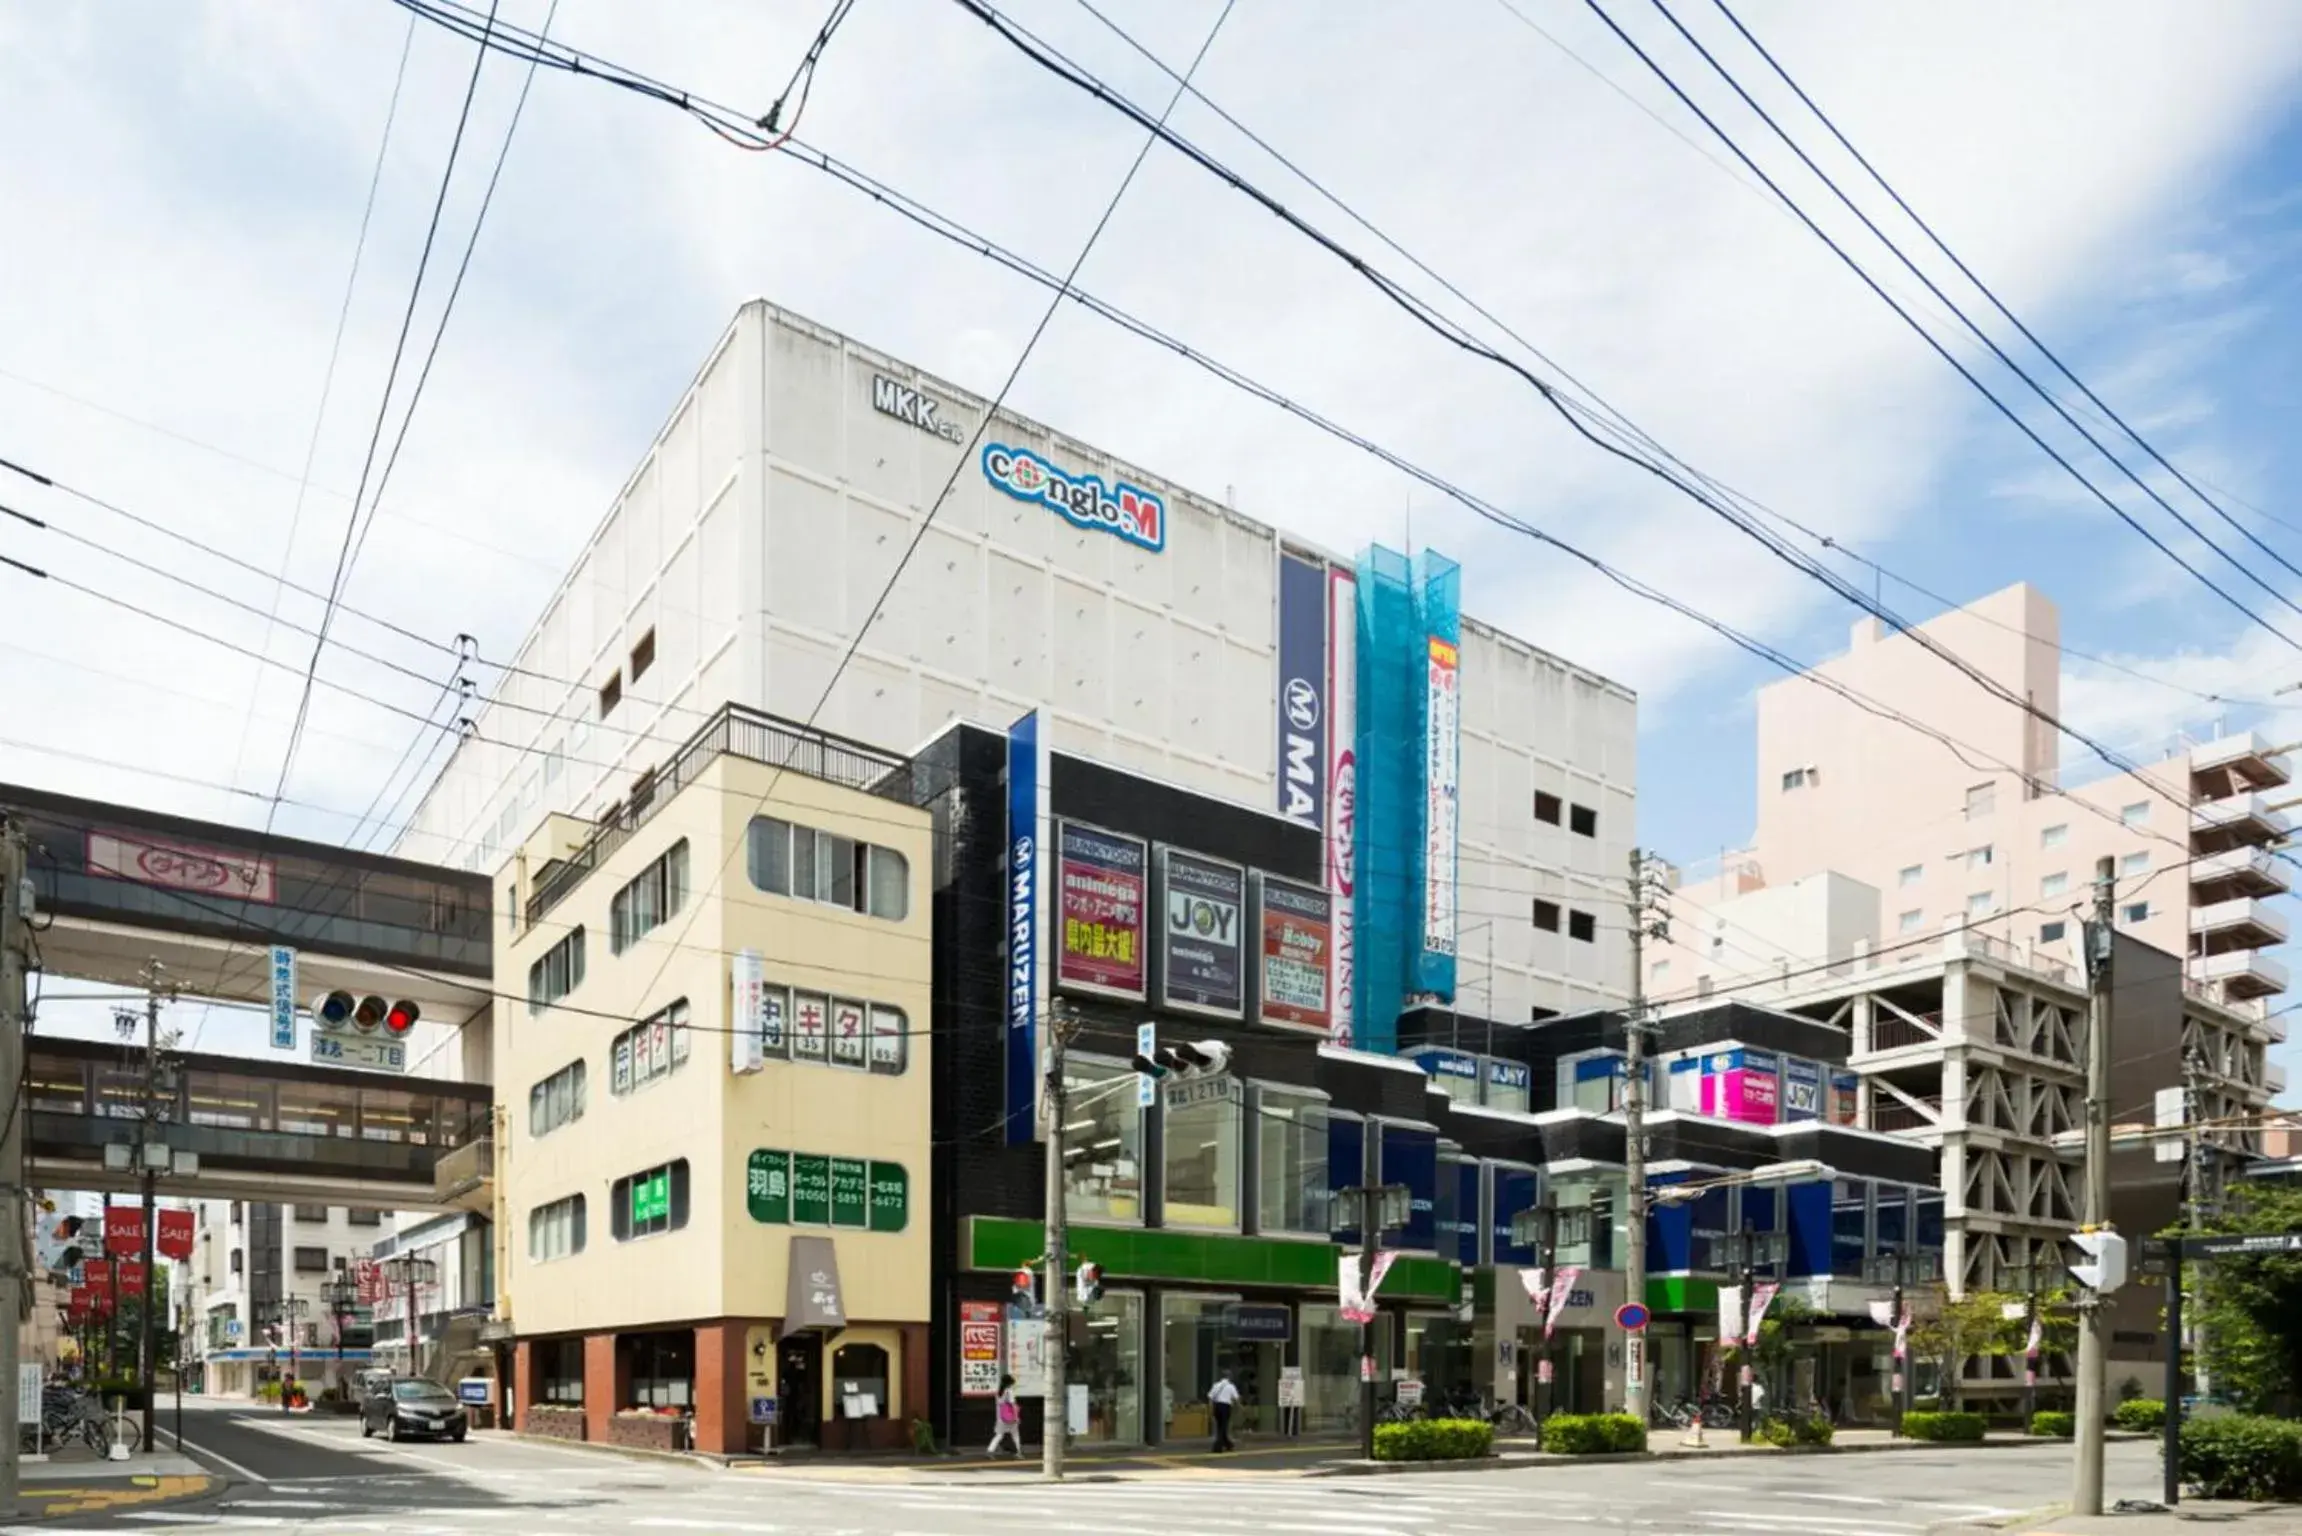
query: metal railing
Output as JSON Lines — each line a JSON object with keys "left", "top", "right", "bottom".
{"left": 527, "top": 704, "right": 917, "bottom": 927}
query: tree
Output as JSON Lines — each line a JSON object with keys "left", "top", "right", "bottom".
{"left": 1909, "top": 1284, "right": 2022, "bottom": 1410}
{"left": 2191, "top": 1184, "right": 2302, "bottom": 1415}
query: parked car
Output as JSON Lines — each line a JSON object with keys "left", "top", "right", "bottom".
{"left": 361, "top": 1378, "right": 469, "bottom": 1443}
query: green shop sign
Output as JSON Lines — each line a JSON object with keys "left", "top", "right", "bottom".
{"left": 749, "top": 1149, "right": 907, "bottom": 1233}
{"left": 631, "top": 1168, "right": 670, "bottom": 1226}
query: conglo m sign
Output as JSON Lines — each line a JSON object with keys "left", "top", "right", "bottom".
{"left": 982, "top": 442, "right": 1166, "bottom": 553}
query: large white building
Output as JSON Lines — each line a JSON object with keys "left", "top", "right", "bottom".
{"left": 395, "top": 302, "right": 1639, "bottom": 1026}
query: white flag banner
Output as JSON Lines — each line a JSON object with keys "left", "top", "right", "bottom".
{"left": 2025, "top": 1317, "right": 2042, "bottom": 1359}
{"left": 1339, "top": 1250, "right": 1398, "bottom": 1325}
{"left": 1744, "top": 1281, "right": 1781, "bottom": 1345}
{"left": 1866, "top": 1299, "right": 1895, "bottom": 1329}
{"left": 1893, "top": 1305, "right": 1912, "bottom": 1363}
{"left": 1519, "top": 1268, "right": 1550, "bottom": 1314}
{"left": 1545, "top": 1266, "right": 1584, "bottom": 1342}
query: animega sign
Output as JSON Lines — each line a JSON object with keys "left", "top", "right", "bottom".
{"left": 1275, "top": 553, "right": 1327, "bottom": 831}
{"left": 982, "top": 443, "right": 1166, "bottom": 553}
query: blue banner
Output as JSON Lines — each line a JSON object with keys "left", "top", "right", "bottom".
{"left": 1276, "top": 552, "right": 1328, "bottom": 830}
{"left": 1490, "top": 1165, "right": 1537, "bottom": 1266}
{"left": 268, "top": 945, "right": 296, "bottom": 1050}
{"left": 1329, "top": 1115, "right": 1366, "bottom": 1245}
{"left": 1005, "top": 711, "right": 1042, "bottom": 1146}
{"left": 1379, "top": 1122, "right": 1439, "bottom": 1252}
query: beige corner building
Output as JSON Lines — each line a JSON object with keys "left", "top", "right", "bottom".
{"left": 495, "top": 707, "right": 931, "bottom": 1455}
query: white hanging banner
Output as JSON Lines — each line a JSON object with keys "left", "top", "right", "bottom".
{"left": 1519, "top": 1267, "right": 1549, "bottom": 1314}
{"left": 1743, "top": 1281, "right": 1781, "bottom": 1345}
{"left": 1338, "top": 1250, "right": 1399, "bottom": 1325}
{"left": 1718, "top": 1285, "right": 1746, "bottom": 1344}
{"left": 1545, "top": 1266, "right": 1583, "bottom": 1342}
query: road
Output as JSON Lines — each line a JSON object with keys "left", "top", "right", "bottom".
{"left": 14, "top": 1400, "right": 2170, "bottom": 1533}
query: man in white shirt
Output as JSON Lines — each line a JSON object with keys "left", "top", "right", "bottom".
{"left": 1207, "top": 1370, "right": 1241, "bottom": 1452}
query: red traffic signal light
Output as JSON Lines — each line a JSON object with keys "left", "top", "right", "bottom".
{"left": 352, "top": 995, "right": 388, "bottom": 1033}
{"left": 1011, "top": 1267, "right": 1035, "bottom": 1302}
{"left": 384, "top": 1000, "right": 421, "bottom": 1035}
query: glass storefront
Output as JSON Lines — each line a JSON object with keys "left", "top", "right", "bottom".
{"left": 1164, "top": 1084, "right": 1241, "bottom": 1230}
{"left": 1159, "top": 1293, "right": 1235, "bottom": 1441}
{"left": 1253, "top": 1086, "right": 1330, "bottom": 1237}
{"left": 1063, "top": 1057, "right": 1144, "bottom": 1224}
{"left": 1403, "top": 1311, "right": 1474, "bottom": 1406}
{"left": 1076, "top": 1290, "right": 1144, "bottom": 1444}
{"left": 1298, "top": 1302, "right": 1388, "bottom": 1434}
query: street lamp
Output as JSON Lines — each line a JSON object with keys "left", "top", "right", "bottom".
{"left": 1650, "top": 1160, "right": 1837, "bottom": 1206}
{"left": 1507, "top": 1195, "right": 1560, "bottom": 1449}
{"left": 272, "top": 1298, "right": 310, "bottom": 1414}
{"left": 381, "top": 1256, "right": 438, "bottom": 1379}
{"left": 1335, "top": 1183, "right": 1409, "bottom": 1463}
{"left": 321, "top": 1274, "right": 359, "bottom": 1394}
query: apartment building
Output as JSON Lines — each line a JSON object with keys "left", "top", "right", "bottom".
{"left": 181, "top": 1198, "right": 387, "bottom": 1396}
{"left": 392, "top": 300, "right": 1639, "bottom": 1028}
{"left": 496, "top": 705, "right": 933, "bottom": 1456}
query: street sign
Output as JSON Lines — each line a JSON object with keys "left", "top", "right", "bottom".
{"left": 456, "top": 1379, "right": 490, "bottom": 1405}
{"left": 1136, "top": 1022, "right": 1157, "bottom": 1107}
{"left": 2184, "top": 1232, "right": 2302, "bottom": 1259}
{"left": 226, "top": 1320, "right": 242, "bottom": 1339}
{"left": 310, "top": 1032, "right": 407, "bottom": 1073}
{"left": 1614, "top": 1302, "right": 1651, "bottom": 1332}
{"left": 269, "top": 946, "right": 297, "bottom": 1050}
{"left": 750, "top": 1396, "right": 778, "bottom": 1425}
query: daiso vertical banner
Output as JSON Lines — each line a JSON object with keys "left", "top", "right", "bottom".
{"left": 1275, "top": 551, "right": 1328, "bottom": 832}
{"left": 1005, "top": 710, "right": 1049, "bottom": 1146}
{"left": 1326, "top": 566, "right": 1357, "bottom": 1044}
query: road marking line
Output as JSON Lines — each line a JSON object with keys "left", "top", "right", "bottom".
{"left": 151, "top": 1423, "right": 267, "bottom": 1486}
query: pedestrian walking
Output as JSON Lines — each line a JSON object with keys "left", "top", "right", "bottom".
{"left": 988, "top": 1374, "right": 1022, "bottom": 1457}
{"left": 1207, "top": 1369, "right": 1240, "bottom": 1453}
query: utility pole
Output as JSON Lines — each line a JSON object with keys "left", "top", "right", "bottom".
{"left": 1888, "top": 1242, "right": 1910, "bottom": 1436}
{"left": 2072, "top": 857, "right": 2115, "bottom": 1518}
{"left": 1621, "top": 847, "right": 1664, "bottom": 1425}
{"left": 137, "top": 963, "right": 165, "bottom": 1457}
{"left": 2182, "top": 1045, "right": 2209, "bottom": 1402}
{"left": 2, "top": 816, "right": 30, "bottom": 1517}
{"left": 1041, "top": 1001, "right": 1076, "bottom": 1481}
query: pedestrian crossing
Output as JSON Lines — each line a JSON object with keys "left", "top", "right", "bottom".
{"left": 2, "top": 1467, "right": 2029, "bottom": 1536}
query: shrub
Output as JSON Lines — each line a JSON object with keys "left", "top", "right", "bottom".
{"left": 2111, "top": 1398, "right": 2167, "bottom": 1432}
{"left": 1791, "top": 1413, "right": 1834, "bottom": 1446}
{"left": 2177, "top": 1415, "right": 2302, "bottom": 1502}
{"left": 2030, "top": 1411, "right": 2075, "bottom": 1438}
{"left": 1373, "top": 1418, "right": 1495, "bottom": 1462}
{"left": 1903, "top": 1411, "right": 1987, "bottom": 1443}
{"left": 1542, "top": 1413, "right": 1647, "bottom": 1455}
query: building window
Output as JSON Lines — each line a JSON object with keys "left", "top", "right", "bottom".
{"left": 1781, "top": 767, "right": 1814, "bottom": 792}
{"left": 1967, "top": 845, "right": 1994, "bottom": 870}
{"left": 2121, "top": 801, "right": 2150, "bottom": 827}
{"left": 2040, "top": 871, "right": 2068, "bottom": 898}
{"left": 1164, "top": 1081, "right": 1241, "bottom": 1231}
{"left": 527, "top": 927, "right": 586, "bottom": 1013}
{"left": 2040, "top": 921, "right": 2067, "bottom": 944}
{"left": 1568, "top": 910, "right": 1596, "bottom": 943}
{"left": 1898, "top": 864, "right": 1923, "bottom": 887}
{"left": 1651, "top": 959, "right": 1671, "bottom": 983}
{"left": 1534, "top": 791, "right": 1562, "bottom": 825}
{"left": 292, "top": 1204, "right": 328, "bottom": 1223}
{"left": 2042, "top": 823, "right": 2069, "bottom": 849}
{"left": 528, "top": 1195, "right": 587, "bottom": 1263}
{"left": 2123, "top": 902, "right": 2151, "bottom": 924}
{"left": 599, "top": 671, "right": 622, "bottom": 718}
{"left": 747, "top": 817, "right": 910, "bottom": 921}
{"left": 529, "top": 1059, "right": 587, "bottom": 1137}
{"left": 347, "top": 1209, "right": 382, "bottom": 1227}
{"left": 612, "top": 1160, "right": 691, "bottom": 1241}
{"left": 1965, "top": 782, "right": 1995, "bottom": 819}
{"left": 1532, "top": 900, "right": 1561, "bottom": 933}
{"left": 611, "top": 1001, "right": 692, "bottom": 1096}
{"left": 1254, "top": 1086, "right": 1330, "bottom": 1238}
{"left": 2120, "top": 851, "right": 2150, "bottom": 877}
{"left": 1898, "top": 909, "right": 1924, "bottom": 934}
{"left": 610, "top": 840, "right": 690, "bottom": 955}
{"left": 1062, "top": 1058, "right": 1143, "bottom": 1224}
{"left": 1569, "top": 804, "right": 1598, "bottom": 838}
{"left": 231, "top": 1202, "right": 242, "bottom": 1225}
{"left": 543, "top": 741, "right": 563, "bottom": 786}
{"left": 1967, "top": 892, "right": 1995, "bottom": 917}
{"left": 629, "top": 628, "right": 656, "bottom": 682}
{"left": 293, "top": 1247, "right": 329, "bottom": 1274}
{"left": 832, "top": 1341, "right": 890, "bottom": 1420}
{"left": 627, "top": 1331, "right": 694, "bottom": 1409}
{"left": 229, "top": 1248, "right": 243, "bottom": 1275}
{"left": 538, "top": 1337, "right": 583, "bottom": 1404}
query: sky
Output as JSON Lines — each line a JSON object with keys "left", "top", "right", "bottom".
{"left": 2, "top": 0, "right": 2301, "bottom": 1091}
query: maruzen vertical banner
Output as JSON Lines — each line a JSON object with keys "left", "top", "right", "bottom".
{"left": 1005, "top": 710, "right": 1050, "bottom": 1147}
{"left": 1326, "top": 565, "right": 1357, "bottom": 1045}
{"left": 1275, "top": 551, "right": 1328, "bottom": 832}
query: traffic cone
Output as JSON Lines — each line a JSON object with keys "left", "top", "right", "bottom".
{"left": 1680, "top": 1408, "right": 1707, "bottom": 1448}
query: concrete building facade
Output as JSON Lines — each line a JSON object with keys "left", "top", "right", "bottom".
{"left": 181, "top": 1197, "right": 388, "bottom": 1397}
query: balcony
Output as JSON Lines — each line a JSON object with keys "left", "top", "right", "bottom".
{"left": 2192, "top": 949, "right": 2290, "bottom": 1002}
{"left": 2192, "top": 896, "right": 2290, "bottom": 953}
{"left": 2192, "top": 793, "right": 2292, "bottom": 855}
{"left": 2191, "top": 845, "right": 2291, "bottom": 902}
{"left": 433, "top": 1135, "right": 494, "bottom": 1215}
{"left": 2191, "top": 732, "right": 2292, "bottom": 796}
{"left": 2268, "top": 1061, "right": 2289, "bottom": 1095}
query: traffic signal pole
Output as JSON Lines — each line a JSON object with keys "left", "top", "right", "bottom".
{"left": 2073, "top": 858, "right": 2115, "bottom": 1517}
{"left": 2, "top": 818, "right": 30, "bottom": 1517}
{"left": 1042, "top": 1003, "right": 1074, "bottom": 1482}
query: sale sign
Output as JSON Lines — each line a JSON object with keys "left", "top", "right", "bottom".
{"left": 157, "top": 1208, "right": 195, "bottom": 1261}
{"left": 104, "top": 1210, "right": 146, "bottom": 1257}
{"left": 1055, "top": 822, "right": 1148, "bottom": 999}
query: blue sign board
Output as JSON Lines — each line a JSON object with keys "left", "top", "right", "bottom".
{"left": 1409, "top": 1047, "right": 1478, "bottom": 1084}
{"left": 457, "top": 1379, "right": 491, "bottom": 1405}
{"left": 1378, "top": 1122, "right": 1439, "bottom": 1252}
{"left": 1005, "top": 712, "right": 1042, "bottom": 1146}
{"left": 1329, "top": 1116, "right": 1366, "bottom": 1245}
{"left": 1490, "top": 1166, "right": 1537, "bottom": 1267}
{"left": 267, "top": 945, "right": 296, "bottom": 1050}
{"left": 983, "top": 443, "right": 1167, "bottom": 552}
{"left": 750, "top": 1396, "right": 779, "bottom": 1425}
{"left": 1275, "top": 552, "right": 1328, "bottom": 830}
{"left": 1226, "top": 1304, "right": 1292, "bottom": 1342}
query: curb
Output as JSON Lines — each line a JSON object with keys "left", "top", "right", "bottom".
{"left": 506, "top": 1431, "right": 726, "bottom": 1472}
{"left": 18, "top": 1472, "right": 220, "bottom": 1522}
{"left": 1310, "top": 1436, "right": 2105, "bottom": 1477}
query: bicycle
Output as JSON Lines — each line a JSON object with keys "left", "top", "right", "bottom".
{"left": 1489, "top": 1399, "right": 1540, "bottom": 1435}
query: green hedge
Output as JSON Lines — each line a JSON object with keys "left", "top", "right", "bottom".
{"left": 1373, "top": 1419, "right": 1495, "bottom": 1462}
{"left": 2029, "top": 1411, "right": 2075, "bottom": 1439}
{"left": 2177, "top": 1416, "right": 2302, "bottom": 1502}
{"left": 1903, "top": 1411, "right": 1987, "bottom": 1443}
{"left": 1543, "top": 1413, "right": 1647, "bottom": 1455}
{"left": 1757, "top": 1414, "right": 1835, "bottom": 1448}
{"left": 2111, "top": 1398, "right": 2167, "bottom": 1432}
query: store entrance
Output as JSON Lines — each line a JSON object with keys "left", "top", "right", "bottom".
{"left": 777, "top": 1334, "right": 822, "bottom": 1446}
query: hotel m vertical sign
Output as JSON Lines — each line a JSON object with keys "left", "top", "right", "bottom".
{"left": 1005, "top": 710, "right": 1049, "bottom": 1146}
{"left": 1275, "top": 552, "right": 1327, "bottom": 832}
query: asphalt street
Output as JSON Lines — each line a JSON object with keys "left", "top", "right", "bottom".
{"left": 10, "top": 1400, "right": 2172, "bottom": 1534}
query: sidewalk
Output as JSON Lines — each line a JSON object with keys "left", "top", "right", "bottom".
{"left": 14, "top": 1449, "right": 215, "bottom": 1521}
{"left": 1939, "top": 1502, "right": 2298, "bottom": 1535}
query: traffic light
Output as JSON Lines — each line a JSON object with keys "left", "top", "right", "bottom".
{"left": 1075, "top": 1261, "right": 1104, "bottom": 1306}
{"left": 2068, "top": 1227, "right": 2129, "bottom": 1294}
{"left": 352, "top": 995, "right": 389, "bottom": 1032}
{"left": 313, "top": 992, "right": 420, "bottom": 1036}
{"left": 384, "top": 1000, "right": 421, "bottom": 1035}
{"left": 1011, "top": 1267, "right": 1037, "bottom": 1308}
{"left": 1128, "top": 1039, "right": 1234, "bottom": 1082}
{"left": 315, "top": 990, "right": 356, "bottom": 1029}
